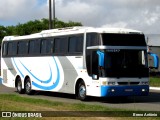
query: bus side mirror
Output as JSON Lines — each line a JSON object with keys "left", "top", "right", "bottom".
{"left": 148, "top": 52, "right": 159, "bottom": 69}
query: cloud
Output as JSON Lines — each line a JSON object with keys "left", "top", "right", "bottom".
{"left": 54, "top": 0, "right": 160, "bottom": 33}
{"left": 102, "top": 22, "right": 128, "bottom": 28}
{"left": 0, "top": 0, "right": 160, "bottom": 34}
{"left": 0, "top": 0, "right": 48, "bottom": 25}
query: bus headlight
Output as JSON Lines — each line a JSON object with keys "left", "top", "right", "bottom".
{"left": 111, "top": 89, "right": 115, "bottom": 92}
{"left": 108, "top": 89, "right": 115, "bottom": 93}
{"left": 142, "top": 89, "right": 146, "bottom": 92}
{"left": 108, "top": 82, "right": 116, "bottom": 85}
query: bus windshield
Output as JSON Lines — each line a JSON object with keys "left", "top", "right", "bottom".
{"left": 103, "top": 50, "right": 149, "bottom": 77}
{"left": 101, "top": 33, "right": 146, "bottom": 46}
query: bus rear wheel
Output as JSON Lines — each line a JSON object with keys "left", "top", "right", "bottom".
{"left": 78, "top": 81, "right": 87, "bottom": 101}
{"left": 25, "top": 78, "right": 33, "bottom": 95}
{"left": 16, "top": 78, "right": 24, "bottom": 94}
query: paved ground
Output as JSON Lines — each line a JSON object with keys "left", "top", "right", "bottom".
{"left": 0, "top": 81, "right": 160, "bottom": 111}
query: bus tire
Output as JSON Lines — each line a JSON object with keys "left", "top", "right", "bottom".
{"left": 16, "top": 78, "right": 24, "bottom": 94}
{"left": 78, "top": 81, "right": 87, "bottom": 101}
{"left": 24, "top": 78, "right": 33, "bottom": 95}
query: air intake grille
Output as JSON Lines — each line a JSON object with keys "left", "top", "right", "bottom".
{"left": 118, "top": 82, "right": 140, "bottom": 85}
{"left": 3, "top": 69, "right": 7, "bottom": 83}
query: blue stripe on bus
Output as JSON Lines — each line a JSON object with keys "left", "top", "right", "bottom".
{"left": 101, "top": 85, "right": 149, "bottom": 97}
{"left": 32, "top": 57, "right": 60, "bottom": 90}
{"left": 12, "top": 58, "right": 25, "bottom": 78}
{"left": 12, "top": 57, "right": 60, "bottom": 90}
{"left": 19, "top": 61, "right": 52, "bottom": 84}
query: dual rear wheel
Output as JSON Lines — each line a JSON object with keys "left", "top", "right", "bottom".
{"left": 17, "top": 77, "right": 87, "bottom": 100}
{"left": 16, "top": 78, "right": 24, "bottom": 94}
{"left": 16, "top": 77, "right": 33, "bottom": 95}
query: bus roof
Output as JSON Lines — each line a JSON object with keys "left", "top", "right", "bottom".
{"left": 2, "top": 26, "right": 143, "bottom": 41}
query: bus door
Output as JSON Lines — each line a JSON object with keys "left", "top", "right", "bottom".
{"left": 86, "top": 49, "right": 105, "bottom": 80}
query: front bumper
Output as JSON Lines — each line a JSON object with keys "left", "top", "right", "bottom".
{"left": 101, "top": 85, "right": 149, "bottom": 97}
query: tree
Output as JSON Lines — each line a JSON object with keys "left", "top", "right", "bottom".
{"left": 54, "top": 18, "right": 82, "bottom": 28}
{"left": 0, "top": 25, "right": 7, "bottom": 41}
{"left": 0, "top": 18, "right": 83, "bottom": 43}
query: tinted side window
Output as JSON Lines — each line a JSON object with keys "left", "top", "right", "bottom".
{"left": 29, "top": 39, "right": 41, "bottom": 54}
{"left": 54, "top": 37, "right": 68, "bottom": 54}
{"left": 2, "top": 42, "right": 8, "bottom": 56}
{"left": 18, "top": 41, "right": 28, "bottom": 55}
{"left": 86, "top": 33, "right": 100, "bottom": 47}
{"left": 41, "top": 38, "right": 54, "bottom": 54}
{"left": 8, "top": 42, "right": 17, "bottom": 56}
{"left": 69, "top": 35, "right": 83, "bottom": 53}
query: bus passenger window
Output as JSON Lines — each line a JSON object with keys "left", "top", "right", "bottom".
{"left": 8, "top": 42, "right": 17, "bottom": 56}
{"left": 41, "top": 39, "right": 54, "bottom": 54}
{"left": 18, "top": 41, "right": 28, "bottom": 55}
{"left": 54, "top": 38, "right": 68, "bottom": 54}
{"left": 69, "top": 35, "right": 83, "bottom": 53}
{"left": 29, "top": 40, "right": 41, "bottom": 55}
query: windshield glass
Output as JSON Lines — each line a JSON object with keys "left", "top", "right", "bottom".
{"left": 103, "top": 50, "right": 149, "bottom": 77}
{"left": 101, "top": 33, "right": 146, "bottom": 46}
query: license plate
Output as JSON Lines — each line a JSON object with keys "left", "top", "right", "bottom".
{"left": 125, "top": 89, "right": 133, "bottom": 92}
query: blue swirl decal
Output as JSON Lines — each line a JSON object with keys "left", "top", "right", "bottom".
{"left": 29, "top": 57, "right": 60, "bottom": 90}
{"left": 19, "top": 61, "right": 52, "bottom": 84}
{"left": 12, "top": 58, "right": 24, "bottom": 78}
{"left": 12, "top": 57, "right": 60, "bottom": 90}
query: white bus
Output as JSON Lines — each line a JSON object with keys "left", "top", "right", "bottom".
{"left": 1, "top": 27, "right": 149, "bottom": 100}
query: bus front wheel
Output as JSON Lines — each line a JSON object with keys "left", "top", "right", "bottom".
{"left": 78, "top": 81, "right": 87, "bottom": 101}
{"left": 25, "top": 78, "right": 33, "bottom": 95}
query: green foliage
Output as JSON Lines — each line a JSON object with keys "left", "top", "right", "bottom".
{"left": 150, "top": 77, "right": 160, "bottom": 87}
{"left": 0, "top": 18, "right": 82, "bottom": 43}
{"left": 0, "top": 25, "right": 7, "bottom": 41}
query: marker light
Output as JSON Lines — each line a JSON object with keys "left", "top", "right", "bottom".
{"left": 102, "top": 81, "right": 107, "bottom": 85}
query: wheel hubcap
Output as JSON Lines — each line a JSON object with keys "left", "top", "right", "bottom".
{"left": 79, "top": 85, "right": 86, "bottom": 98}
{"left": 26, "top": 82, "right": 31, "bottom": 92}
{"left": 17, "top": 82, "right": 21, "bottom": 91}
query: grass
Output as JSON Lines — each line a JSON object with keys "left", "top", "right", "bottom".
{"left": 0, "top": 94, "right": 119, "bottom": 111}
{"left": 0, "top": 94, "right": 120, "bottom": 120}
{"left": 0, "top": 94, "right": 160, "bottom": 120}
{"left": 150, "top": 77, "right": 160, "bottom": 87}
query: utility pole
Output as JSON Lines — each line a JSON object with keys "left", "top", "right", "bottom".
{"left": 53, "top": 0, "right": 55, "bottom": 28}
{"left": 49, "top": 0, "right": 52, "bottom": 29}
{"left": 49, "top": 0, "right": 55, "bottom": 29}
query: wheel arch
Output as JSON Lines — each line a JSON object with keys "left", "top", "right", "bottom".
{"left": 75, "top": 78, "right": 85, "bottom": 96}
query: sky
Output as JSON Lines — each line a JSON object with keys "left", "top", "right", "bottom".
{"left": 0, "top": 0, "right": 160, "bottom": 34}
